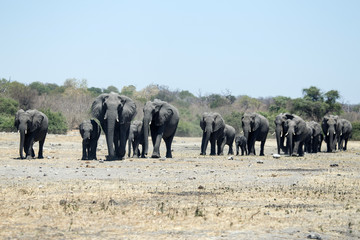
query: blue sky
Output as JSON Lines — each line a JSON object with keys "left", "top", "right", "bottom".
{"left": 1, "top": 1, "right": 359, "bottom": 103}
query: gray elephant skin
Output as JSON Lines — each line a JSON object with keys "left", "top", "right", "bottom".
{"left": 322, "top": 115, "right": 339, "bottom": 152}
{"left": 15, "top": 109, "right": 48, "bottom": 159}
{"left": 142, "top": 99, "right": 179, "bottom": 158}
{"left": 128, "top": 120, "right": 144, "bottom": 158}
{"left": 91, "top": 92, "right": 137, "bottom": 160}
{"left": 79, "top": 119, "right": 101, "bottom": 160}
{"left": 200, "top": 112, "right": 235, "bottom": 155}
{"left": 235, "top": 135, "right": 247, "bottom": 156}
{"left": 241, "top": 113, "right": 269, "bottom": 156}
{"left": 305, "top": 121, "right": 323, "bottom": 153}
{"left": 337, "top": 118, "right": 352, "bottom": 151}
{"left": 274, "top": 113, "right": 290, "bottom": 154}
{"left": 284, "top": 114, "right": 311, "bottom": 156}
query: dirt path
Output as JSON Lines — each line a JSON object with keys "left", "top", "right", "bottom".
{"left": 0, "top": 131, "right": 359, "bottom": 239}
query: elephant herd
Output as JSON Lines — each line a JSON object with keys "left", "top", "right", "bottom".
{"left": 14, "top": 93, "right": 352, "bottom": 160}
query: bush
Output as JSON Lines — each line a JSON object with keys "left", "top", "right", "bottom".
{"left": 0, "top": 96, "right": 18, "bottom": 115}
{"left": 223, "top": 111, "right": 243, "bottom": 134}
{"left": 41, "top": 109, "right": 68, "bottom": 134}
{"left": 176, "top": 120, "right": 202, "bottom": 137}
{"left": 0, "top": 114, "right": 17, "bottom": 132}
{"left": 351, "top": 122, "right": 360, "bottom": 141}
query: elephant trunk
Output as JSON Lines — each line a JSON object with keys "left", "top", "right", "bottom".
{"left": 201, "top": 129, "right": 211, "bottom": 155}
{"left": 142, "top": 119, "right": 150, "bottom": 158}
{"left": 105, "top": 111, "right": 117, "bottom": 160}
{"left": 327, "top": 130, "right": 335, "bottom": 152}
{"left": 275, "top": 125, "right": 282, "bottom": 154}
{"left": 287, "top": 130, "right": 294, "bottom": 156}
{"left": 19, "top": 129, "right": 26, "bottom": 159}
{"left": 128, "top": 133, "right": 132, "bottom": 157}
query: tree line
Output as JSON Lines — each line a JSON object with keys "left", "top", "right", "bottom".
{"left": 1, "top": 78, "right": 360, "bottom": 140}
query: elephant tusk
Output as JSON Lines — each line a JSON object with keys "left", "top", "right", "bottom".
{"left": 116, "top": 118, "right": 119, "bottom": 122}
{"left": 285, "top": 132, "right": 288, "bottom": 137}
{"left": 293, "top": 132, "right": 296, "bottom": 136}
{"left": 24, "top": 130, "right": 27, "bottom": 135}
{"left": 272, "top": 132, "right": 275, "bottom": 136}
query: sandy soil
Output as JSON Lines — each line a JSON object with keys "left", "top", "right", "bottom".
{"left": 0, "top": 131, "right": 359, "bottom": 239}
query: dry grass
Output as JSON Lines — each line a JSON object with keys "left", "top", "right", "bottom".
{"left": 0, "top": 131, "right": 359, "bottom": 239}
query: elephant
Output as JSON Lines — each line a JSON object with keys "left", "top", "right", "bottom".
{"left": 235, "top": 135, "right": 247, "bottom": 156}
{"left": 127, "top": 120, "right": 144, "bottom": 158}
{"left": 79, "top": 119, "right": 101, "bottom": 160}
{"left": 322, "top": 115, "right": 339, "bottom": 152}
{"left": 200, "top": 112, "right": 225, "bottom": 155}
{"left": 305, "top": 121, "right": 323, "bottom": 153}
{"left": 337, "top": 118, "right": 352, "bottom": 151}
{"left": 142, "top": 99, "right": 179, "bottom": 158}
{"left": 241, "top": 113, "right": 269, "bottom": 156}
{"left": 14, "top": 109, "right": 48, "bottom": 159}
{"left": 91, "top": 92, "right": 137, "bottom": 160}
{"left": 284, "top": 114, "right": 311, "bottom": 156}
{"left": 274, "top": 113, "right": 290, "bottom": 154}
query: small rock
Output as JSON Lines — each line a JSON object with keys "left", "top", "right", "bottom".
{"left": 228, "top": 156, "right": 233, "bottom": 160}
{"left": 307, "top": 233, "right": 322, "bottom": 239}
{"left": 198, "top": 185, "right": 205, "bottom": 190}
{"left": 43, "top": 173, "right": 47, "bottom": 176}
{"left": 330, "top": 164, "right": 339, "bottom": 167}
{"left": 257, "top": 160, "right": 264, "bottom": 164}
{"left": 273, "top": 154, "right": 281, "bottom": 159}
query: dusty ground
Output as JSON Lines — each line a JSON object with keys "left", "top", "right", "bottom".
{"left": 0, "top": 131, "right": 359, "bottom": 239}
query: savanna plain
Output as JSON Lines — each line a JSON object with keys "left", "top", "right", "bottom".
{"left": 0, "top": 131, "right": 359, "bottom": 239}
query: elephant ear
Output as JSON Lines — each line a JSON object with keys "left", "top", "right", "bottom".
{"left": 79, "top": 122, "right": 85, "bottom": 137}
{"left": 119, "top": 95, "right": 137, "bottom": 124}
{"left": 28, "top": 110, "right": 44, "bottom": 132}
{"left": 253, "top": 114, "right": 261, "bottom": 132}
{"left": 295, "top": 118, "right": 306, "bottom": 135}
{"left": 285, "top": 113, "right": 294, "bottom": 120}
{"left": 158, "top": 103, "right": 173, "bottom": 126}
{"left": 200, "top": 112, "right": 208, "bottom": 130}
{"left": 14, "top": 109, "right": 25, "bottom": 129}
{"left": 213, "top": 113, "right": 224, "bottom": 132}
{"left": 91, "top": 94, "right": 109, "bottom": 120}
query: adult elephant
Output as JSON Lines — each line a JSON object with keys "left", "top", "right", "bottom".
{"left": 128, "top": 120, "right": 144, "bottom": 158}
{"left": 15, "top": 109, "right": 48, "bottom": 159}
{"left": 322, "top": 115, "right": 338, "bottom": 152}
{"left": 337, "top": 118, "right": 352, "bottom": 151}
{"left": 284, "top": 114, "right": 311, "bottom": 156}
{"left": 91, "top": 92, "right": 137, "bottom": 160}
{"left": 241, "top": 113, "right": 269, "bottom": 156}
{"left": 274, "top": 113, "right": 290, "bottom": 154}
{"left": 306, "top": 121, "right": 323, "bottom": 153}
{"left": 142, "top": 99, "right": 179, "bottom": 158}
{"left": 200, "top": 112, "right": 225, "bottom": 155}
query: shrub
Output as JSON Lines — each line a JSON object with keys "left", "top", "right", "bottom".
{"left": 41, "top": 109, "right": 68, "bottom": 134}
{"left": 176, "top": 120, "right": 202, "bottom": 137}
{"left": 351, "top": 122, "right": 360, "bottom": 141}
{"left": 0, "top": 114, "right": 17, "bottom": 132}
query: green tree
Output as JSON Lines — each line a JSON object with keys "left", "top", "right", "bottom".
{"left": 302, "top": 86, "right": 323, "bottom": 102}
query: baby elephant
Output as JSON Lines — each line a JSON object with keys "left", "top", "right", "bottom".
{"left": 235, "top": 135, "right": 248, "bottom": 156}
{"left": 79, "top": 119, "right": 101, "bottom": 160}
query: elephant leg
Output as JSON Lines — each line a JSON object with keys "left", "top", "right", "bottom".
{"left": 164, "top": 135, "right": 175, "bottom": 158}
{"left": 38, "top": 139, "right": 45, "bottom": 159}
{"left": 292, "top": 141, "right": 300, "bottom": 156}
{"left": 210, "top": 138, "right": 216, "bottom": 155}
{"left": 228, "top": 144, "right": 234, "bottom": 155}
{"left": 236, "top": 145, "right": 239, "bottom": 156}
{"left": 152, "top": 127, "right": 164, "bottom": 158}
{"left": 27, "top": 138, "right": 35, "bottom": 159}
{"left": 133, "top": 140, "right": 140, "bottom": 158}
{"left": 82, "top": 142, "right": 87, "bottom": 160}
{"left": 260, "top": 140, "right": 266, "bottom": 156}
{"left": 298, "top": 142, "right": 304, "bottom": 156}
{"left": 90, "top": 140, "right": 98, "bottom": 160}
{"left": 152, "top": 134, "right": 163, "bottom": 158}
{"left": 218, "top": 137, "right": 225, "bottom": 155}
{"left": 248, "top": 137, "right": 256, "bottom": 155}
{"left": 344, "top": 138, "right": 348, "bottom": 151}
